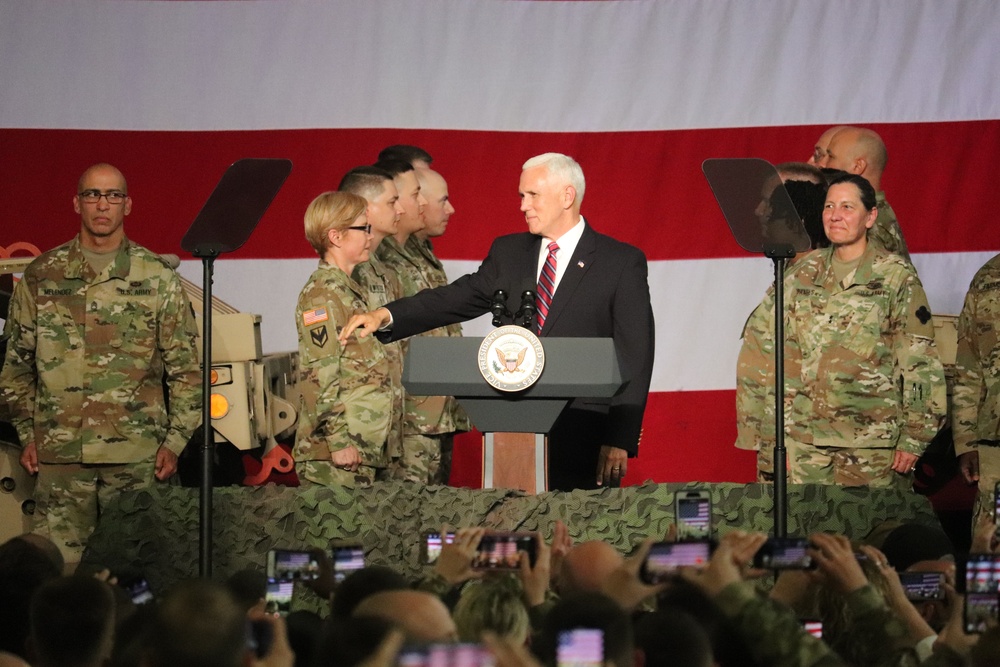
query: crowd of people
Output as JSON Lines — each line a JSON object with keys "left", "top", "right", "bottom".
{"left": 1, "top": 128, "right": 998, "bottom": 664}
{"left": 4, "top": 515, "right": 1000, "bottom": 666}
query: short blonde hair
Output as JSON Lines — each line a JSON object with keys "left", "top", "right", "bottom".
{"left": 304, "top": 191, "right": 368, "bottom": 257}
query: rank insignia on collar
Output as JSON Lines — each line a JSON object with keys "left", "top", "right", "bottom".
{"left": 310, "top": 325, "right": 329, "bottom": 347}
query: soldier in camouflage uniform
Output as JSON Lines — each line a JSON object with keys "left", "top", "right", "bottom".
{"left": 781, "top": 174, "right": 946, "bottom": 486}
{"left": 817, "top": 126, "right": 911, "bottom": 262}
{"left": 405, "top": 167, "right": 472, "bottom": 483}
{"left": 735, "top": 170, "right": 828, "bottom": 481}
{"left": 953, "top": 253, "right": 1000, "bottom": 523}
{"left": 374, "top": 159, "right": 466, "bottom": 485}
{"left": 338, "top": 166, "right": 407, "bottom": 480}
{"left": 0, "top": 163, "right": 201, "bottom": 563}
{"left": 295, "top": 191, "right": 392, "bottom": 487}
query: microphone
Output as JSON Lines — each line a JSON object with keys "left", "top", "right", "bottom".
{"left": 490, "top": 289, "right": 510, "bottom": 327}
{"left": 515, "top": 290, "right": 536, "bottom": 330}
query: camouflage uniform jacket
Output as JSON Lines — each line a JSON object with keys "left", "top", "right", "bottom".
{"left": 716, "top": 582, "right": 944, "bottom": 667}
{"left": 870, "top": 192, "right": 911, "bottom": 263}
{"left": 353, "top": 252, "right": 406, "bottom": 459}
{"left": 295, "top": 262, "right": 391, "bottom": 467}
{"left": 784, "top": 244, "right": 946, "bottom": 454}
{"left": 0, "top": 235, "right": 201, "bottom": 463}
{"left": 377, "top": 237, "right": 470, "bottom": 435}
{"left": 953, "top": 253, "right": 1000, "bottom": 455}
{"left": 734, "top": 260, "right": 800, "bottom": 453}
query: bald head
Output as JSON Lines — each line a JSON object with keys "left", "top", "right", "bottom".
{"left": 353, "top": 590, "right": 457, "bottom": 643}
{"left": 821, "top": 127, "right": 888, "bottom": 189}
{"left": 808, "top": 126, "right": 848, "bottom": 166}
{"left": 415, "top": 168, "right": 454, "bottom": 239}
{"left": 77, "top": 163, "right": 127, "bottom": 194}
{"left": 559, "top": 541, "right": 624, "bottom": 596}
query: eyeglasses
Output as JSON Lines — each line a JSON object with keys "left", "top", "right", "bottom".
{"left": 345, "top": 224, "right": 372, "bottom": 234}
{"left": 78, "top": 190, "right": 128, "bottom": 205}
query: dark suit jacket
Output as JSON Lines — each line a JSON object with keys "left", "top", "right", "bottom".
{"left": 380, "top": 223, "right": 655, "bottom": 458}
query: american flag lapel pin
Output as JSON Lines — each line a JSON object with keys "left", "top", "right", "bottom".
{"left": 577, "top": 261, "right": 585, "bottom": 268}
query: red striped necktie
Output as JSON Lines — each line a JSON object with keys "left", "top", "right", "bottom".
{"left": 536, "top": 242, "right": 559, "bottom": 333}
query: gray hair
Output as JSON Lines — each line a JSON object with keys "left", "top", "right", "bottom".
{"left": 522, "top": 153, "right": 585, "bottom": 206}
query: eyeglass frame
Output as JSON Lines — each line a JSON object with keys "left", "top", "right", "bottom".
{"left": 344, "top": 224, "right": 372, "bottom": 234}
{"left": 77, "top": 189, "right": 129, "bottom": 205}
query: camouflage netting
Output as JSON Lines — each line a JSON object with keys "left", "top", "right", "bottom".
{"left": 84, "top": 481, "right": 938, "bottom": 611}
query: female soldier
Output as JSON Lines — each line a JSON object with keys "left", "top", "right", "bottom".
{"left": 782, "top": 174, "right": 946, "bottom": 486}
{"left": 294, "top": 191, "right": 392, "bottom": 487}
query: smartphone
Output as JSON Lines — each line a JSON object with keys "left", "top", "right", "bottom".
{"left": 397, "top": 643, "right": 495, "bottom": 667}
{"left": 641, "top": 540, "right": 712, "bottom": 583}
{"left": 119, "top": 575, "right": 154, "bottom": 605}
{"left": 993, "top": 481, "right": 1000, "bottom": 535}
{"left": 266, "top": 549, "right": 320, "bottom": 581}
{"left": 964, "top": 554, "right": 1000, "bottom": 633}
{"left": 557, "top": 629, "right": 603, "bottom": 667}
{"left": 675, "top": 490, "right": 712, "bottom": 541}
{"left": 331, "top": 544, "right": 366, "bottom": 583}
{"left": 264, "top": 578, "right": 294, "bottom": 616}
{"left": 422, "top": 531, "right": 456, "bottom": 565}
{"left": 801, "top": 619, "right": 823, "bottom": 639}
{"left": 472, "top": 532, "right": 537, "bottom": 570}
{"left": 752, "top": 537, "right": 815, "bottom": 570}
{"left": 899, "top": 571, "right": 945, "bottom": 602}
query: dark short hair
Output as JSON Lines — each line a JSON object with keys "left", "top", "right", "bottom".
{"left": 377, "top": 144, "right": 433, "bottom": 165}
{"left": 338, "top": 165, "right": 394, "bottom": 200}
{"left": 778, "top": 179, "right": 829, "bottom": 250}
{"left": 373, "top": 158, "right": 415, "bottom": 179}
{"left": 30, "top": 576, "right": 116, "bottom": 667}
{"left": 827, "top": 172, "right": 877, "bottom": 211}
{"left": 331, "top": 565, "right": 410, "bottom": 619}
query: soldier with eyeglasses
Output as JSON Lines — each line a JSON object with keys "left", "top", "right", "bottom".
{"left": 0, "top": 163, "right": 201, "bottom": 568}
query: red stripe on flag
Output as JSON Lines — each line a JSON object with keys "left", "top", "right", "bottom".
{"left": 2, "top": 121, "right": 997, "bottom": 261}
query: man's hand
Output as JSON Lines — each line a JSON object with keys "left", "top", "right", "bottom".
{"left": 679, "top": 531, "right": 768, "bottom": 598}
{"left": 155, "top": 446, "right": 178, "bottom": 481}
{"left": 20, "top": 442, "right": 38, "bottom": 475}
{"left": 434, "top": 527, "right": 485, "bottom": 585}
{"left": 958, "top": 451, "right": 980, "bottom": 484}
{"left": 600, "top": 538, "right": 669, "bottom": 610}
{"left": 596, "top": 446, "right": 627, "bottom": 487}
{"left": 808, "top": 532, "right": 868, "bottom": 595}
{"left": 330, "top": 446, "right": 362, "bottom": 472}
{"left": 338, "top": 308, "right": 391, "bottom": 344}
{"left": 247, "top": 609, "right": 296, "bottom": 667}
{"left": 891, "top": 450, "right": 919, "bottom": 475}
{"left": 518, "top": 532, "right": 551, "bottom": 607}
{"left": 548, "top": 520, "right": 572, "bottom": 590}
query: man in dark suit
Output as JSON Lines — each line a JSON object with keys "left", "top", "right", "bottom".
{"left": 339, "top": 153, "right": 654, "bottom": 490}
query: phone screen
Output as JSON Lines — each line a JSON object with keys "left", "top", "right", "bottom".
{"left": 994, "top": 481, "right": 1000, "bottom": 531}
{"left": 641, "top": 541, "right": 711, "bottom": 583}
{"left": 557, "top": 629, "right": 603, "bottom": 667}
{"left": 964, "top": 554, "right": 1000, "bottom": 633}
{"left": 899, "top": 571, "right": 945, "bottom": 601}
{"left": 676, "top": 492, "right": 711, "bottom": 541}
{"left": 423, "top": 531, "right": 456, "bottom": 565}
{"left": 331, "top": 545, "right": 365, "bottom": 583}
{"left": 122, "top": 576, "right": 154, "bottom": 605}
{"left": 753, "top": 537, "right": 814, "bottom": 570}
{"left": 801, "top": 619, "right": 823, "bottom": 639}
{"left": 398, "top": 643, "right": 494, "bottom": 667}
{"left": 264, "top": 578, "right": 294, "bottom": 616}
{"left": 472, "top": 532, "right": 536, "bottom": 570}
{"left": 266, "top": 549, "right": 320, "bottom": 581}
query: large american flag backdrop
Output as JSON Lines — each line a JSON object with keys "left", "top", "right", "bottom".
{"left": 2, "top": 1, "right": 998, "bottom": 487}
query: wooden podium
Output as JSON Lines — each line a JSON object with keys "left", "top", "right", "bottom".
{"left": 402, "top": 337, "right": 623, "bottom": 493}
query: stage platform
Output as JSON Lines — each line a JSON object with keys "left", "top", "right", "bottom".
{"left": 84, "top": 480, "right": 938, "bottom": 597}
